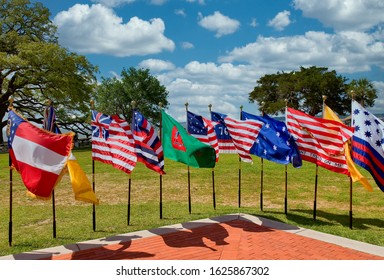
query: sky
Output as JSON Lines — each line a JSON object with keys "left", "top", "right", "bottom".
{"left": 34, "top": 0, "right": 384, "bottom": 122}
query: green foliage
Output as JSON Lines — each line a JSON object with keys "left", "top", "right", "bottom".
{"left": 0, "top": 0, "right": 98, "bottom": 141}
{"left": 249, "top": 66, "right": 377, "bottom": 116}
{"left": 0, "top": 151, "right": 383, "bottom": 257}
{"left": 94, "top": 67, "right": 169, "bottom": 126}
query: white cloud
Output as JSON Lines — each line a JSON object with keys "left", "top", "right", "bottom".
{"left": 219, "top": 31, "right": 384, "bottom": 73}
{"left": 268, "top": 10, "right": 291, "bottom": 31}
{"left": 138, "top": 59, "right": 175, "bottom": 72}
{"left": 175, "top": 9, "right": 186, "bottom": 17}
{"left": 186, "top": 0, "right": 205, "bottom": 5}
{"left": 250, "top": 18, "right": 258, "bottom": 28}
{"left": 91, "top": 0, "right": 135, "bottom": 7}
{"left": 150, "top": 0, "right": 167, "bottom": 5}
{"left": 155, "top": 61, "right": 264, "bottom": 121}
{"left": 198, "top": 11, "right": 240, "bottom": 38}
{"left": 181, "top": 41, "right": 194, "bottom": 49}
{"left": 293, "top": 0, "right": 384, "bottom": 31}
{"left": 54, "top": 4, "right": 175, "bottom": 57}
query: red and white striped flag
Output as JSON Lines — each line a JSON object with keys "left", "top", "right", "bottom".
{"left": 286, "top": 107, "right": 353, "bottom": 175}
{"left": 223, "top": 117, "right": 264, "bottom": 163}
{"left": 7, "top": 109, "right": 73, "bottom": 198}
{"left": 91, "top": 111, "right": 137, "bottom": 174}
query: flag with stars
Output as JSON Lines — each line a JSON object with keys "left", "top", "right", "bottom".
{"left": 7, "top": 109, "right": 73, "bottom": 198}
{"left": 187, "top": 110, "right": 219, "bottom": 162}
{"left": 132, "top": 110, "right": 165, "bottom": 175}
{"left": 242, "top": 111, "right": 302, "bottom": 167}
{"left": 351, "top": 100, "right": 384, "bottom": 192}
{"left": 211, "top": 111, "right": 237, "bottom": 154}
{"left": 91, "top": 110, "right": 137, "bottom": 174}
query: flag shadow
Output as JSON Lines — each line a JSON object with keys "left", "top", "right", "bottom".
{"left": 148, "top": 222, "right": 230, "bottom": 251}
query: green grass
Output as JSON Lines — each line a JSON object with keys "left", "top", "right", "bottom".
{"left": 0, "top": 148, "right": 383, "bottom": 256}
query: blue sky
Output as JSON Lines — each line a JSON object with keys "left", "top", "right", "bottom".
{"left": 35, "top": 0, "right": 384, "bottom": 122}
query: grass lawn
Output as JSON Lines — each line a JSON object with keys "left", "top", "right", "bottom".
{"left": 0, "top": 148, "right": 383, "bottom": 257}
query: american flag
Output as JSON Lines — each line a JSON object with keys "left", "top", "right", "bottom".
{"left": 351, "top": 100, "right": 384, "bottom": 192}
{"left": 91, "top": 110, "right": 137, "bottom": 174}
{"left": 187, "top": 110, "right": 219, "bottom": 161}
{"left": 286, "top": 107, "right": 353, "bottom": 175}
{"left": 211, "top": 111, "right": 237, "bottom": 154}
{"left": 223, "top": 116, "right": 264, "bottom": 163}
{"left": 132, "top": 110, "right": 165, "bottom": 175}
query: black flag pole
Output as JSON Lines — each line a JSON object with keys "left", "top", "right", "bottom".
{"left": 90, "top": 100, "right": 97, "bottom": 231}
{"left": 208, "top": 104, "right": 216, "bottom": 210}
{"left": 44, "top": 99, "right": 57, "bottom": 238}
{"left": 285, "top": 164, "right": 288, "bottom": 215}
{"left": 159, "top": 102, "right": 164, "bottom": 219}
{"left": 8, "top": 97, "right": 14, "bottom": 246}
{"left": 238, "top": 105, "right": 243, "bottom": 208}
{"left": 185, "top": 102, "right": 192, "bottom": 214}
{"left": 260, "top": 102, "right": 265, "bottom": 211}
{"left": 127, "top": 173, "right": 132, "bottom": 225}
{"left": 314, "top": 95, "right": 328, "bottom": 221}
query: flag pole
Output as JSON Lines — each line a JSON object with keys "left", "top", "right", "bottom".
{"left": 284, "top": 99, "right": 288, "bottom": 215}
{"left": 349, "top": 90, "right": 355, "bottom": 229}
{"left": 185, "top": 102, "right": 192, "bottom": 214}
{"left": 159, "top": 102, "right": 164, "bottom": 219}
{"left": 314, "top": 95, "right": 328, "bottom": 221}
{"left": 260, "top": 102, "right": 265, "bottom": 211}
{"left": 46, "top": 100, "right": 57, "bottom": 238}
{"left": 208, "top": 104, "right": 216, "bottom": 210}
{"left": 238, "top": 105, "right": 243, "bottom": 208}
{"left": 8, "top": 97, "right": 14, "bottom": 246}
{"left": 127, "top": 173, "right": 132, "bottom": 225}
{"left": 127, "top": 101, "right": 137, "bottom": 225}
{"left": 90, "top": 100, "right": 96, "bottom": 231}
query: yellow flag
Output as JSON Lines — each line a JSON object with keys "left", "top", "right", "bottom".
{"left": 323, "top": 105, "right": 373, "bottom": 191}
{"left": 67, "top": 153, "right": 100, "bottom": 204}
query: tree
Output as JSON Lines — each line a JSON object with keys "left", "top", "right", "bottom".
{"left": 1, "top": 0, "right": 98, "bottom": 142}
{"left": 249, "top": 66, "right": 377, "bottom": 116}
{"left": 94, "top": 67, "right": 169, "bottom": 126}
{"left": 347, "top": 78, "right": 377, "bottom": 107}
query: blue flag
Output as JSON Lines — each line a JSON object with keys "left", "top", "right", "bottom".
{"left": 242, "top": 111, "right": 302, "bottom": 167}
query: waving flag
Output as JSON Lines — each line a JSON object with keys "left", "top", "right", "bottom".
{"left": 132, "top": 110, "right": 165, "bottom": 175}
{"left": 43, "top": 105, "right": 99, "bottom": 204}
{"left": 187, "top": 110, "right": 219, "bottom": 161}
{"left": 222, "top": 116, "right": 264, "bottom": 163}
{"left": 242, "top": 111, "right": 302, "bottom": 167}
{"left": 8, "top": 109, "right": 73, "bottom": 198}
{"left": 162, "top": 110, "right": 216, "bottom": 168}
{"left": 324, "top": 104, "right": 373, "bottom": 192}
{"left": 211, "top": 111, "right": 237, "bottom": 153}
{"left": 286, "top": 107, "right": 353, "bottom": 175}
{"left": 351, "top": 101, "right": 384, "bottom": 192}
{"left": 92, "top": 110, "right": 137, "bottom": 174}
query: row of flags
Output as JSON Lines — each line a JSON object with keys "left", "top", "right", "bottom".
{"left": 6, "top": 100, "right": 384, "bottom": 207}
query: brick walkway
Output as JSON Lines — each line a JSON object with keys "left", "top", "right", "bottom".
{"left": 2, "top": 214, "right": 383, "bottom": 260}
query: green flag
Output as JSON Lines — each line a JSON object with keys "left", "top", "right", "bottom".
{"left": 162, "top": 110, "right": 216, "bottom": 168}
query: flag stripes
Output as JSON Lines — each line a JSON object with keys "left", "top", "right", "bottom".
{"left": 351, "top": 100, "right": 384, "bottom": 191}
{"left": 187, "top": 110, "right": 219, "bottom": 161}
{"left": 92, "top": 111, "right": 137, "bottom": 174}
{"left": 224, "top": 116, "right": 264, "bottom": 163}
{"left": 211, "top": 111, "right": 237, "bottom": 154}
{"left": 286, "top": 107, "right": 353, "bottom": 175}
{"left": 132, "top": 110, "right": 165, "bottom": 174}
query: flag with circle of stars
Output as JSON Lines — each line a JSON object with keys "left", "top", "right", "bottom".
{"left": 352, "top": 100, "right": 384, "bottom": 192}
{"left": 242, "top": 111, "right": 302, "bottom": 168}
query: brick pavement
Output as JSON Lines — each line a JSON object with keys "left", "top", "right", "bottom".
{"left": 2, "top": 213, "right": 384, "bottom": 260}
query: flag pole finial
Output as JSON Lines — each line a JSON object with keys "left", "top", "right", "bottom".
{"left": 131, "top": 100, "right": 136, "bottom": 109}
{"left": 90, "top": 99, "right": 95, "bottom": 109}
{"left": 159, "top": 102, "right": 163, "bottom": 108}
{"left": 8, "top": 96, "right": 14, "bottom": 109}
{"left": 322, "top": 95, "right": 327, "bottom": 102}
{"left": 208, "top": 104, "right": 212, "bottom": 112}
{"left": 185, "top": 102, "right": 189, "bottom": 111}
